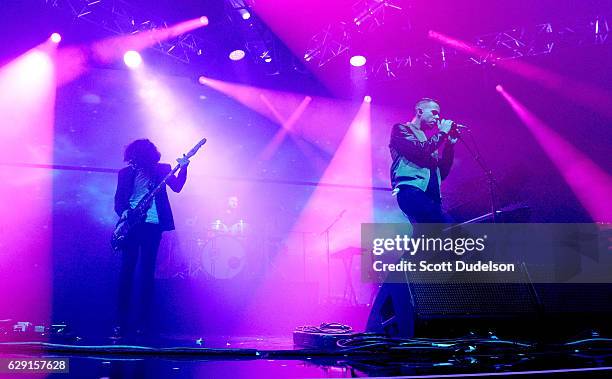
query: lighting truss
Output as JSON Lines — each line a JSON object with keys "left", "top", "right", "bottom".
{"left": 224, "top": 0, "right": 280, "bottom": 72}
{"left": 225, "top": 0, "right": 251, "bottom": 22}
{"left": 366, "top": 15, "right": 610, "bottom": 81}
{"left": 303, "top": 22, "right": 351, "bottom": 67}
{"left": 368, "top": 56, "right": 402, "bottom": 80}
{"left": 352, "top": 0, "right": 403, "bottom": 33}
{"left": 44, "top": 0, "right": 207, "bottom": 63}
{"left": 367, "top": 55, "right": 433, "bottom": 81}
{"left": 304, "top": 0, "right": 404, "bottom": 68}
{"left": 471, "top": 16, "right": 610, "bottom": 64}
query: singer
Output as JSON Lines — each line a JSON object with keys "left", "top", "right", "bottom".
{"left": 389, "top": 98, "right": 458, "bottom": 225}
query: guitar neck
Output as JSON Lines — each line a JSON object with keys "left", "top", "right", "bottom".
{"left": 135, "top": 163, "right": 181, "bottom": 212}
{"left": 132, "top": 138, "right": 206, "bottom": 213}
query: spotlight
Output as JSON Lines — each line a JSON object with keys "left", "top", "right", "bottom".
{"left": 200, "top": 16, "right": 209, "bottom": 25}
{"left": 198, "top": 76, "right": 207, "bottom": 85}
{"left": 495, "top": 84, "right": 504, "bottom": 92}
{"left": 239, "top": 9, "right": 251, "bottom": 20}
{"left": 123, "top": 50, "right": 143, "bottom": 69}
{"left": 229, "top": 49, "right": 246, "bottom": 61}
{"left": 350, "top": 55, "right": 367, "bottom": 67}
{"left": 50, "top": 33, "right": 62, "bottom": 44}
{"left": 364, "top": 95, "right": 372, "bottom": 103}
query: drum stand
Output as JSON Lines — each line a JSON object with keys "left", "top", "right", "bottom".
{"left": 188, "top": 260, "right": 204, "bottom": 278}
{"left": 208, "top": 236, "right": 218, "bottom": 277}
{"left": 188, "top": 238, "right": 206, "bottom": 278}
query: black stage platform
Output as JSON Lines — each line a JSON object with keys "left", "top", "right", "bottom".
{"left": 1, "top": 332, "right": 612, "bottom": 378}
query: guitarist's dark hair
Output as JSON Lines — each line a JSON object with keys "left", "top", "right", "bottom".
{"left": 124, "top": 139, "right": 161, "bottom": 168}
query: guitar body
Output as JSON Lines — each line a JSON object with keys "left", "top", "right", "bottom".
{"left": 111, "top": 209, "right": 146, "bottom": 252}
{"left": 110, "top": 138, "right": 207, "bottom": 253}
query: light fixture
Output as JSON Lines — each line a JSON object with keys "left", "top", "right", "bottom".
{"left": 50, "top": 33, "right": 62, "bottom": 44}
{"left": 123, "top": 51, "right": 143, "bottom": 69}
{"left": 350, "top": 55, "right": 367, "bottom": 67}
{"left": 229, "top": 49, "right": 246, "bottom": 61}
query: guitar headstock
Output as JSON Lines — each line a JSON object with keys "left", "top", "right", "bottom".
{"left": 185, "top": 138, "right": 207, "bottom": 159}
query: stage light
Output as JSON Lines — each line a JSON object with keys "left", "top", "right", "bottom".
{"left": 50, "top": 33, "right": 62, "bottom": 44}
{"left": 239, "top": 9, "right": 251, "bottom": 20}
{"left": 259, "top": 50, "right": 272, "bottom": 63}
{"left": 123, "top": 50, "right": 142, "bottom": 69}
{"left": 496, "top": 84, "right": 504, "bottom": 92}
{"left": 200, "top": 16, "right": 209, "bottom": 25}
{"left": 198, "top": 76, "right": 207, "bottom": 85}
{"left": 364, "top": 95, "right": 372, "bottom": 103}
{"left": 229, "top": 49, "right": 246, "bottom": 61}
{"left": 350, "top": 55, "right": 367, "bottom": 67}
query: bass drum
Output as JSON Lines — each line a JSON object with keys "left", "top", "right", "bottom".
{"left": 201, "top": 235, "right": 246, "bottom": 279}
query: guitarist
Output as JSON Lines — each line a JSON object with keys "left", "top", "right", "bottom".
{"left": 113, "top": 139, "right": 189, "bottom": 338}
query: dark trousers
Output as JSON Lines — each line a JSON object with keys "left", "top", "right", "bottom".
{"left": 118, "top": 223, "right": 162, "bottom": 334}
{"left": 396, "top": 185, "right": 453, "bottom": 225}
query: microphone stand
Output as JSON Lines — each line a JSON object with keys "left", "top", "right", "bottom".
{"left": 287, "top": 230, "right": 317, "bottom": 283}
{"left": 321, "top": 210, "right": 346, "bottom": 300}
{"left": 455, "top": 128, "right": 499, "bottom": 223}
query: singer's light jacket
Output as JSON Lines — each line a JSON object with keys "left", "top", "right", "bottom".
{"left": 389, "top": 123, "right": 454, "bottom": 199}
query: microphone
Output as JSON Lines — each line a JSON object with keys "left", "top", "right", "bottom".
{"left": 438, "top": 119, "right": 470, "bottom": 130}
{"left": 451, "top": 121, "right": 469, "bottom": 130}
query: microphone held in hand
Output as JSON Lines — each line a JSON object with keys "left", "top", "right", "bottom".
{"left": 448, "top": 121, "right": 470, "bottom": 139}
{"left": 451, "top": 121, "right": 470, "bottom": 130}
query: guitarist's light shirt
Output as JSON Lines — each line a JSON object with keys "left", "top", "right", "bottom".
{"left": 129, "top": 169, "right": 160, "bottom": 224}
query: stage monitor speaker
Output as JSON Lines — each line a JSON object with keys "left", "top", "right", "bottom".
{"left": 366, "top": 281, "right": 540, "bottom": 338}
{"left": 366, "top": 281, "right": 612, "bottom": 340}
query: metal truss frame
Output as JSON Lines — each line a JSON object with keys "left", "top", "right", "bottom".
{"left": 44, "top": 1, "right": 609, "bottom": 78}
{"left": 44, "top": 0, "right": 206, "bottom": 63}
{"left": 366, "top": 15, "right": 610, "bottom": 81}
{"left": 303, "top": 22, "right": 352, "bottom": 68}
{"left": 225, "top": 1, "right": 272, "bottom": 61}
{"left": 352, "top": 0, "right": 403, "bottom": 33}
{"left": 303, "top": 0, "right": 404, "bottom": 68}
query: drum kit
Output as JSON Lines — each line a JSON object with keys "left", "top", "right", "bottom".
{"left": 191, "top": 219, "right": 249, "bottom": 279}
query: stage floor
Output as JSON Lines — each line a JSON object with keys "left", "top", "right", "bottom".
{"left": 1, "top": 333, "right": 612, "bottom": 378}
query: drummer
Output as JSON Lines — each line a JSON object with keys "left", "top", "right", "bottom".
{"left": 211, "top": 195, "right": 247, "bottom": 236}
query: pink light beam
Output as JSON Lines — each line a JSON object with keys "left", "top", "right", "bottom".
{"left": 0, "top": 44, "right": 57, "bottom": 327}
{"left": 498, "top": 86, "right": 612, "bottom": 222}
